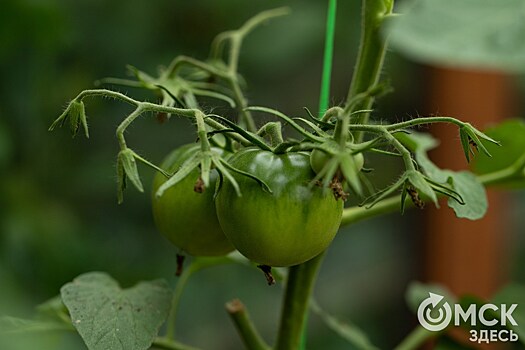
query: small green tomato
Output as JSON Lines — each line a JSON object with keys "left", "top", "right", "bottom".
{"left": 152, "top": 144, "right": 234, "bottom": 256}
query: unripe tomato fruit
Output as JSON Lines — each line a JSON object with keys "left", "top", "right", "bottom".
{"left": 152, "top": 144, "right": 234, "bottom": 256}
{"left": 215, "top": 149, "right": 343, "bottom": 267}
{"left": 309, "top": 149, "right": 365, "bottom": 174}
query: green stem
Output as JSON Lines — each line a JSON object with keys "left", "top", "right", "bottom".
{"left": 229, "top": 76, "right": 257, "bottom": 132}
{"left": 385, "top": 116, "right": 464, "bottom": 132}
{"left": 477, "top": 153, "right": 525, "bottom": 186}
{"left": 165, "top": 56, "right": 229, "bottom": 80}
{"left": 226, "top": 299, "right": 270, "bottom": 350}
{"left": 346, "top": 0, "right": 393, "bottom": 142}
{"left": 393, "top": 326, "right": 436, "bottom": 350}
{"left": 318, "top": 0, "right": 337, "bottom": 116}
{"left": 275, "top": 253, "right": 326, "bottom": 350}
{"left": 153, "top": 337, "right": 201, "bottom": 350}
{"left": 165, "top": 266, "right": 194, "bottom": 340}
{"left": 381, "top": 129, "right": 416, "bottom": 171}
{"left": 116, "top": 106, "right": 144, "bottom": 149}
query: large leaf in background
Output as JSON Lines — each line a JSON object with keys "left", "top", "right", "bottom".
{"left": 310, "top": 300, "right": 379, "bottom": 350}
{"left": 397, "top": 132, "right": 488, "bottom": 220}
{"left": 473, "top": 119, "right": 525, "bottom": 188}
{"left": 491, "top": 284, "right": 525, "bottom": 345}
{"left": 387, "top": 0, "right": 525, "bottom": 72}
{"left": 434, "top": 336, "right": 477, "bottom": 350}
{"left": 61, "top": 272, "right": 172, "bottom": 350}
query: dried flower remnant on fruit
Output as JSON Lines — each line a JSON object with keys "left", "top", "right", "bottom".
{"left": 176, "top": 254, "right": 185, "bottom": 277}
{"left": 407, "top": 186, "right": 424, "bottom": 209}
{"left": 194, "top": 176, "right": 205, "bottom": 193}
{"left": 257, "top": 265, "right": 275, "bottom": 286}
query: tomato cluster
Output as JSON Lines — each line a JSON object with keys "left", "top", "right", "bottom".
{"left": 152, "top": 144, "right": 347, "bottom": 268}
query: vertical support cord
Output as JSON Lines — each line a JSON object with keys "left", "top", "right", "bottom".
{"left": 318, "top": 0, "right": 338, "bottom": 117}
{"left": 297, "top": 2, "right": 337, "bottom": 348}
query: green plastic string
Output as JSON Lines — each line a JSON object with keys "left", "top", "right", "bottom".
{"left": 299, "top": 1, "right": 338, "bottom": 349}
{"left": 318, "top": 0, "right": 338, "bottom": 117}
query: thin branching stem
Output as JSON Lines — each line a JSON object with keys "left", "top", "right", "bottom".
{"left": 226, "top": 299, "right": 270, "bottom": 350}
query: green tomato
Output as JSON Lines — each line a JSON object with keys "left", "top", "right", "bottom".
{"left": 309, "top": 149, "right": 365, "bottom": 174}
{"left": 215, "top": 149, "right": 343, "bottom": 267}
{"left": 152, "top": 144, "right": 234, "bottom": 256}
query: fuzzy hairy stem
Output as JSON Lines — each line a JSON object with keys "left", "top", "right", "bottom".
{"left": 345, "top": 0, "right": 394, "bottom": 142}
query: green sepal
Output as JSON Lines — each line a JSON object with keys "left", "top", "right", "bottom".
{"left": 218, "top": 156, "right": 273, "bottom": 195}
{"left": 302, "top": 107, "right": 335, "bottom": 129}
{"left": 116, "top": 149, "right": 144, "bottom": 204}
{"left": 339, "top": 153, "right": 363, "bottom": 196}
{"left": 406, "top": 170, "right": 437, "bottom": 205}
{"left": 292, "top": 117, "right": 330, "bottom": 137}
{"left": 200, "top": 153, "right": 212, "bottom": 188}
{"left": 246, "top": 106, "right": 325, "bottom": 143}
{"left": 156, "top": 152, "right": 201, "bottom": 198}
{"left": 206, "top": 114, "right": 273, "bottom": 151}
{"left": 459, "top": 123, "right": 501, "bottom": 162}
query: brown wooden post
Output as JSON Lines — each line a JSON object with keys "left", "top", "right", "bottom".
{"left": 420, "top": 67, "right": 515, "bottom": 349}
{"left": 423, "top": 68, "right": 514, "bottom": 299}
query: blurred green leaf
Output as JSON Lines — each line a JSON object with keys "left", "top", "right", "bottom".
{"left": 37, "top": 295, "right": 67, "bottom": 315}
{"left": 61, "top": 272, "right": 172, "bottom": 350}
{"left": 473, "top": 119, "right": 525, "bottom": 188}
{"left": 434, "top": 336, "right": 476, "bottom": 350}
{"left": 0, "top": 316, "right": 73, "bottom": 333}
{"left": 310, "top": 300, "right": 379, "bottom": 350}
{"left": 491, "top": 284, "right": 525, "bottom": 344}
{"left": 405, "top": 281, "right": 456, "bottom": 314}
{"left": 387, "top": 0, "right": 525, "bottom": 72}
{"left": 445, "top": 172, "right": 487, "bottom": 220}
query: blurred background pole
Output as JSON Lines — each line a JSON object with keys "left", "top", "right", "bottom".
{"left": 422, "top": 67, "right": 515, "bottom": 349}
{"left": 423, "top": 67, "right": 515, "bottom": 298}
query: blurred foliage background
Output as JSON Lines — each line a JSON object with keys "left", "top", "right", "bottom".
{"left": 0, "top": 0, "right": 523, "bottom": 349}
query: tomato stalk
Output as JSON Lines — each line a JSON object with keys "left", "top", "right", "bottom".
{"left": 275, "top": 253, "right": 325, "bottom": 350}
{"left": 226, "top": 300, "right": 271, "bottom": 350}
{"left": 344, "top": 0, "right": 393, "bottom": 143}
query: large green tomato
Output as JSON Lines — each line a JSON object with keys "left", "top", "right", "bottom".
{"left": 215, "top": 149, "right": 343, "bottom": 267}
{"left": 152, "top": 144, "right": 234, "bottom": 256}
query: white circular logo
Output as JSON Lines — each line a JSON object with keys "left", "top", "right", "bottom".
{"left": 417, "top": 292, "right": 452, "bottom": 332}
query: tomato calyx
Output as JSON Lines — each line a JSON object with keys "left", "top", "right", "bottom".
{"left": 309, "top": 141, "right": 365, "bottom": 200}
{"left": 365, "top": 169, "right": 464, "bottom": 213}
{"left": 156, "top": 148, "right": 271, "bottom": 198}
{"left": 193, "top": 176, "right": 205, "bottom": 193}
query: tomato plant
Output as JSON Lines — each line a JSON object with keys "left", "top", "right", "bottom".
{"left": 3, "top": 1, "right": 525, "bottom": 350}
{"left": 152, "top": 144, "right": 234, "bottom": 257}
{"left": 216, "top": 148, "right": 343, "bottom": 268}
